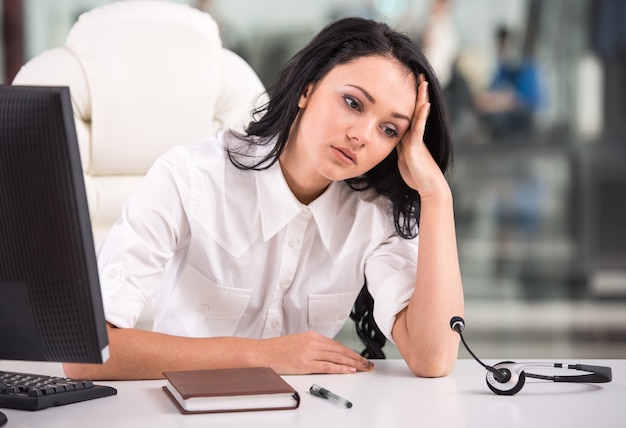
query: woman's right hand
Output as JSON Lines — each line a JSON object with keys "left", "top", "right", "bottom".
{"left": 255, "top": 331, "right": 374, "bottom": 375}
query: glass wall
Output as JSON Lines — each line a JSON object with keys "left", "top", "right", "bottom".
{"left": 3, "top": 0, "right": 625, "bottom": 359}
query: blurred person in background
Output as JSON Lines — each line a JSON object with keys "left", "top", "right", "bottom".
{"left": 475, "top": 25, "right": 543, "bottom": 139}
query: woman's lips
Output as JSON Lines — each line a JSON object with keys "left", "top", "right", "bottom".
{"left": 332, "top": 146, "right": 356, "bottom": 165}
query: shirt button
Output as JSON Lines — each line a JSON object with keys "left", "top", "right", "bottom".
{"left": 270, "top": 320, "right": 279, "bottom": 329}
{"left": 288, "top": 238, "right": 299, "bottom": 248}
{"left": 280, "top": 278, "right": 290, "bottom": 289}
{"left": 200, "top": 304, "right": 210, "bottom": 314}
{"left": 107, "top": 268, "right": 121, "bottom": 280}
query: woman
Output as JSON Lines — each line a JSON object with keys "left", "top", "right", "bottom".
{"left": 65, "top": 17, "right": 464, "bottom": 380}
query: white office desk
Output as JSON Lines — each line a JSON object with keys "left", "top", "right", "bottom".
{"left": 0, "top": 359, "right": 623, "bottom": 428}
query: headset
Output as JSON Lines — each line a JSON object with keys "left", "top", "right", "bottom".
{"left": 450, "top": 316, "right": 612, "bottom": 395}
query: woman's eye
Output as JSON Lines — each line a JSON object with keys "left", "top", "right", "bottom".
{"left": 382, "top": 126, "right": 399, "bottom": 138}
{"left": 344, "top": 96, "right": 361, "bottom": 111}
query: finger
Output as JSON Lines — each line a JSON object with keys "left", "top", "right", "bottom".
{"left": 403, "top": 102, "right": 430, "bottom": 155}
{"left": 423, "top": 78, "right": 430, "bottom": 104}
{"left": 313, "top": 351, "right": 374, "bottom": 374}
{"left": 326, "top": 350, "right": 374, "bottom": 371}
{"left": 418, "top": 73, "right": 426, "bottom": 86}
{"left": 416, "top": 74, "right": 430, "bottom": 109}
{"left": 413, "top": 102, "right": 431, "bottom": 139}
{"left": 325, "top": 342, "right": 374, "bottom": 371}
{"left": 312, "top": 361, "right": 358, "bottom": 374}
{"left": 315, "top": 339, "right": 374, "bottom": 371}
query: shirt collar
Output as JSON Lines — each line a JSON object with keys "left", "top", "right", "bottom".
{"left": 307, "top": 181, "right": 347, "bottom": 252}
{"left": 255, "top": 160, "right": 306, "bottom": 242}
{"left": 255, "top": 159, "right": 355, "bottom": 254}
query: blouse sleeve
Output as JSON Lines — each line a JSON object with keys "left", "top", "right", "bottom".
{"left": 364, "top": 234, "right": 418, "bottom": 343}
{"left": 97, "top": 146, "right": 192, "bottom": 328}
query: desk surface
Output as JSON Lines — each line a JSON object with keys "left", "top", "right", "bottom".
{"left": 0, "top": 359, "right": 623, "bottom": 428}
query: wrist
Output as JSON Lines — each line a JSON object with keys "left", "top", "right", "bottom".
{"left": 418, "top": 181, "right": 452, "bottom": 205}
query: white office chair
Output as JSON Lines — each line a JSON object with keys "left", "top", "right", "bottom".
{"left": 13, "top": 0, "right": 266, "bottom": 245}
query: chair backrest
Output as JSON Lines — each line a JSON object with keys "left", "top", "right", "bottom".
{"left": 13, "top": 0, "right": 265, "bottom": 244}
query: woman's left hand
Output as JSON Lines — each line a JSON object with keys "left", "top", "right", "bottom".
{"left": 396, "top": 75, "right": 448, "bottom": 199}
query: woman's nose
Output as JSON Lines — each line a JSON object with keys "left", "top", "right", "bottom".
{"left": 348, "top": 119, "right": 376, "bottom": 147}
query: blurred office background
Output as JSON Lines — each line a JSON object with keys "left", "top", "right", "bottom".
{"left": 2, "top": 0, "right": 625, "bottom": 359}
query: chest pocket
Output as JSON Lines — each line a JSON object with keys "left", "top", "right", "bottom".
{"left": 308, "top": 290, "right": 361, "bottom": 339}
{"left": 174, "top": 264, "right": 253, "bottom": 337}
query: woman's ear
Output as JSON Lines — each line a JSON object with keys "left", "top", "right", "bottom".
{"left": 298, "top": 83, "right": 314, "bottom": 108}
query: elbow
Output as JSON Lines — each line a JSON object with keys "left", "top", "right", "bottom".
{"left": 62, "top": 363, "right": 87, "bottom": 379}
{"left": 404, "top": 352, "right": 458, "bottom": 378}
{"left": 62, "top": 362, "right": 109, "bottom": 380}
{"left": 392, "top": 311, "right": 462, "bottom": 377}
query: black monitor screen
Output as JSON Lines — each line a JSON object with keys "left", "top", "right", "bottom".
{"left": 0, "top": 85, "right": 109, "bottom": 364}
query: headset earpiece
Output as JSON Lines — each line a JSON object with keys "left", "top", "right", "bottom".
{"left": 486, "top": 361, "right": 525, "bottom": 395}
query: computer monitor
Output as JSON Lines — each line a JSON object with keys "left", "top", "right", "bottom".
{"left": 0, "top": 85, "right": 110, "bottom": 364}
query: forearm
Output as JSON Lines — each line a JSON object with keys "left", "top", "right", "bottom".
{"left": 63, "top": 324, "right": 258, "bottom": 380}
{"left": 392, "top": 187, "right": 464, "bottom": 377}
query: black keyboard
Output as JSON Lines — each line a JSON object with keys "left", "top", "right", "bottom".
{"left": 0, "top": 370, "right": 117, "bottom": 411}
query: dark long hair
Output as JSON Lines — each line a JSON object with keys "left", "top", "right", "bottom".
{"left": 229, "top": 17, "right": 453, "bottom": 357}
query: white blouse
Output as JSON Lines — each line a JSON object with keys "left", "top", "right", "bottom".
{"left": 98, "top": 130, "right": 417, "bottom": 342}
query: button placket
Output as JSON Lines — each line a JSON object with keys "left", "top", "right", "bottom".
{"left": 261, "top": 210, "right": 310, "bottom": 338}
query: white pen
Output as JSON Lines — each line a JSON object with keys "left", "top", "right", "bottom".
{"left": 309, "top": 384, "right": 353, "bottom": 408}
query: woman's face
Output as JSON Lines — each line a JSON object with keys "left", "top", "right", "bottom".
{"left": 285, "top": 54, "right": 417, "bottom": 186}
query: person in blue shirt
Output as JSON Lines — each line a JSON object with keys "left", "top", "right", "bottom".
{"left": 476, "top": 26, "right": 543, "bottom": 137}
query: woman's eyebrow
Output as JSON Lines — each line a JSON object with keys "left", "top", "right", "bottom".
{"left": 347, "top": 84, "right": 412, "bottom": 123}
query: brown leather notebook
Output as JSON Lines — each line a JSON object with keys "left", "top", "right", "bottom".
{"left": 162, "top": 367, "right": 300, "bottom": 414}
